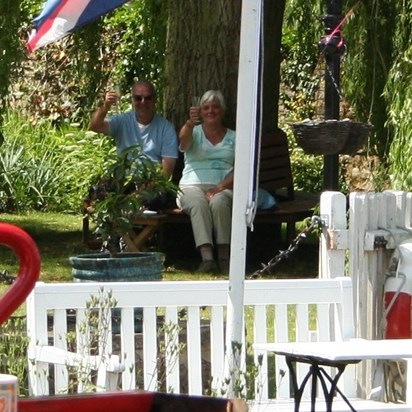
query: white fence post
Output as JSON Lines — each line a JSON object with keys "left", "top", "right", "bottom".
{"left": 319, "top": 191, "right": 347, "bottom": 279}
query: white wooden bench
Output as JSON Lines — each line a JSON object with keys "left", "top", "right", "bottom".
{"left": 26, "top": 277, "right": 412, "bottom": 411}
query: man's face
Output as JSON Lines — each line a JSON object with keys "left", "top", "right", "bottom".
{"left": 132, "top": 84, "right": 156, "bottom": 125}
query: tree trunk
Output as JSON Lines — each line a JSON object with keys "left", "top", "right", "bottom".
{"left": 163, "top": 0, "right": 285, "bottom": 133}
{"left": 164, "top": 0, "right": 241, "bottom": 130}
{"left": 262, "top": 1, "right": 286, "bottom": 132}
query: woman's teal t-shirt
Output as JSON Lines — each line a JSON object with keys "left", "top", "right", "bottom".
{"left": 179, "top": 125, "right": 235, "bottom": 185}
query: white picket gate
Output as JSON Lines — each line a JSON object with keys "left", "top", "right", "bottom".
{"left": 319, "top": 190, "right": 412, "bottom": 399}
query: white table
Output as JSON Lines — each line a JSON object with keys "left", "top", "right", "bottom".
{"left": 254, "top": 339, "right": 412, "bottom": 412}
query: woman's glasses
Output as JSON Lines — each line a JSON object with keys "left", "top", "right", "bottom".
{"left": 133, "top": 94, "right": 154, "bottom": 102}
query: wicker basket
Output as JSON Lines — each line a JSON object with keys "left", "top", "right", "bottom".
{"left": 340, "top": 122, "right": 374, "bottom": 154}
{"left": 291, "top": 120, "right": 373, "bottom": 155}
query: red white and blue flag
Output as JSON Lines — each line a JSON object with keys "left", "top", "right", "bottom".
{"left": 28, "top": 0, "right": 129, "bottom": 52}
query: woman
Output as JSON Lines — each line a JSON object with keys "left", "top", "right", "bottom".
{"left": 177, "top": 90, "right": 235, "bottom": 273}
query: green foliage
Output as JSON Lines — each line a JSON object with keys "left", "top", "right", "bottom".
{"left": 280, "top": 0, "right": 407, "bottom": 193}
{"left": 382, "top": 2, "right": 412, "bottom": 191}
{"left": 90, "top": 145, "right": 177, "bottom": 255}
{"left": 0, "top": 0, "right": 26, "bottom": 122}
{"left": 5, "top": 0, "right": 412, "bottom": 197}
{"left": 280, "top": 1, "right": 328, "bottom": 193}
{"left": 342, "top": 0, "right": 399, "bottom": 158}
{"left": 8, "top": 0, "right": 168, "bottom": 127}
{"left": 342, "top": 0, "right": 412, "bottom": 190}
{"left": 68, "top": 21, "right": 106, "bottom": 121}
{"left": 289, "top": 144, "right": 324, "bottom": 193}
{"left": 0, "top": 211, "right": 88, "bottom": 283}
{"left": 281, "top": 1, "right": 323, "bottom": 121}
{"left": 384, "top": 44, "right": 412, "bottom": 191}
{"left": 0, "top": 317, "right": 30, "bottom": 396}
{"left": 0, "top": 110, "right": 111, "bottom": 213}
{"left": 105, "top": 0, "right": 167, "bottom": 95}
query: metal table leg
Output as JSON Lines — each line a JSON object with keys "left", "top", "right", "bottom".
{"left": 285, "top": 356, "right": 357, "bottom": 412}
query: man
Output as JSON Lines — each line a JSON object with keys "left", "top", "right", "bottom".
{"left": 90, "top": 80, "right": 178, "bottom": 209}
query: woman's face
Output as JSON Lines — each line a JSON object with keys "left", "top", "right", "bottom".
{"left": 200, "top": 98, "right": 224, "bottom": 125}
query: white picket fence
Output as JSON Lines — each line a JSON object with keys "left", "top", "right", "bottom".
{"left": 27, "top": 278, "right": 363, "bottom": 408}
{"left": 25, "top": 189, "right": 412, "bottom": 410}
{"left": 319, "top": 190, "right": 412, "bottom": 398}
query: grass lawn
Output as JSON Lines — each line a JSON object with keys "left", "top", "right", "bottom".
{"left": 0, "top": 211, "right": 319, "bottom": 395}
{"left": 0, "top": 211, "right": 319, "bottom": 285}
{"left": 0, "top": 212, "right": 89, "bottom": 282}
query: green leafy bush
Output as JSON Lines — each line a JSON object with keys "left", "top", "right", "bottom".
{"left": 0, "top": 110, "right": 112, "bottom": 213}
{"left": 289, "top": 144, "right": 324, "bottom": 193}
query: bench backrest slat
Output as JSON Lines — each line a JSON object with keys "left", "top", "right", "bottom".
{"left": 259, "top": 130, "right": 295, "bottom": 200}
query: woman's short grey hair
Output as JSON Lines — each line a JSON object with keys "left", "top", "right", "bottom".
{"left": 200, "top": 90, "right": 226, "bottom": 111}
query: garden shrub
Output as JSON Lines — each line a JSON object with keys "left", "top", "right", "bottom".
{"left": 0, "top": 110, "right": 112, "bottom": 213}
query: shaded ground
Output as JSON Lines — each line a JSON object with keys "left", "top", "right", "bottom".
{"left": 165, "top": 243, "right": 319, "bottom": 280}
{"left": 160, "top": 221, "right": 319, "bottom": 279}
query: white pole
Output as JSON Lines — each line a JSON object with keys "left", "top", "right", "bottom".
{"left": 225, "top": 0, "right": 262, "bottom": 397}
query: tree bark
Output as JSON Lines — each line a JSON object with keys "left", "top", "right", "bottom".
{"left": 262, "top": 1, "right": 286, "bottom": 132}
{"left": 163, "top": 0, "right": 285, "bottom": 133}
{"left": 164, "top": 0, "right": 241, "bottom": 130}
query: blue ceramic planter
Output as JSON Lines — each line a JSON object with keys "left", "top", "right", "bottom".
{"left": 70, "top": 252, "right": 165, "bottom": 333}
{"left": 70, "top": 252, "right": 165, "bottom": 282}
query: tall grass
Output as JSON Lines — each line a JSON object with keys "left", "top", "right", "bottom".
{"left": 0, "top": 110, "right": 112, "bottom": 213}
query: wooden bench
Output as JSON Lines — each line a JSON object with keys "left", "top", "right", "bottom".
{"left": 83, "top": 129, "right": 319, "bottom": 252}
{"left": 26, "top": 277, "right": 412, "bottom": 410}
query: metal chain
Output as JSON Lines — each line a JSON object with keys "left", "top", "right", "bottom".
{"left": 250, "top": 216, "right": 324, "bottom": 279}
{"left": 325, "top": 64, "right": 345, "bottom": 101}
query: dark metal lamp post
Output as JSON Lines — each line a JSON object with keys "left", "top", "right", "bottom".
{"left": 319, "top": 0, "right": 345, "bottom": 190}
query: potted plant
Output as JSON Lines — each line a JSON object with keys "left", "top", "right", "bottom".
{"left": 70, "top": 145, "right": 177, "bottom": 282}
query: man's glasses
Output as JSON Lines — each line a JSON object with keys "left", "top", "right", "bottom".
{"left": 133, "top": 94, "right": 154, "bottom": 102}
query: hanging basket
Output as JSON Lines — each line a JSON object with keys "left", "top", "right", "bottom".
{"left": 291, "top": 120, "right": 373, "bottom": 155}
{"left": 340, "top": 122, "right": 374, "bottom": 154}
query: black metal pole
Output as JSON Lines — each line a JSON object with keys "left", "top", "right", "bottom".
{"left": 321, "top": 0, "right": 344, "bottom": 191}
